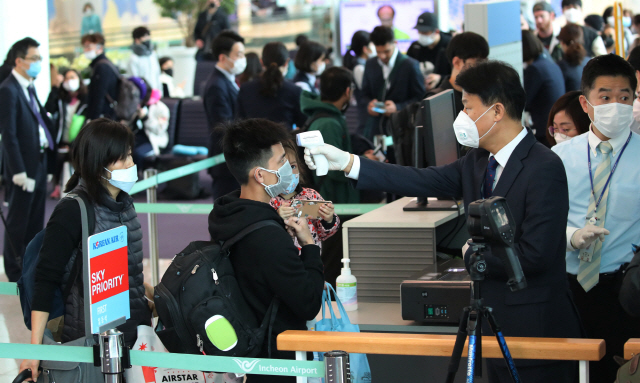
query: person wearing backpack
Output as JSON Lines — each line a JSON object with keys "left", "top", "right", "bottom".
{"left": 209, "top": 118, "right": 324, "bottom": 383}
{"left": 18, "top": 118, "right": 153, "bottom": 382}
{"left": 82, "top": 33, "right": 119, "bottom": 121}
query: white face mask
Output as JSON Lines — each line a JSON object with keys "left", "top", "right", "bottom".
{"left": 586, "top": 99, "right": 633, "bottom": 139}
{"left": 564, "top": 8, "right": 582, "bottom": 24}
{"left": 84, "top": 50, "right": 98, "bottom": 61}
{"left": 418, "top": 34, "right": 436, "bottom": 47}
{"left": 255, "top": 160, "right": 294, "bottom": 198}
{"left": 315, "top": 61, "right": 326, "bottom": 76}
{"left": 228, "top": 56, "right": 247, "bottom": 75}
{"left": 607, "top": 16, "right": 614, "bottom": 26}
{"left": 367, "top": 44, "right": 377, "bottom": 58}
{"left": 452, "top": 104, "right": 496, "bottom": 148}
{"left": 63, "top": 78, "right": 80, "bottom": 92}
{"left": 103, "top": 165, "right": 138, "bottom": 194}
{"left": 554, "top": 132, "right": 571, "bottom": 144}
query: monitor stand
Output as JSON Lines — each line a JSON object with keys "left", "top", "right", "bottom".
{"left": 403, "top": 197, "right": 460, "bottom": 211}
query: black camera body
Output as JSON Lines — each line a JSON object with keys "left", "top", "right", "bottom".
{"left": 466, "top": 197, "right": 527, "bottom": 292}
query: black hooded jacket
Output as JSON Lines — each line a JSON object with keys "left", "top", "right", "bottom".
{"left": 208, "top": 191, "right": 324, "bottom": 358}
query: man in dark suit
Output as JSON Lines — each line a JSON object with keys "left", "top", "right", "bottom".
{"left": 82, "top": 33, "right": 119, "bottom": 121}
{"left": 203, "top": 30, "right": 245, "bottom": 199}
{"left": 306, "top": 61, "right": 582, "bottom": 382}
{"left": 193, "top": 0, "right": 230, "bottom": 61}
{"left": 0, "top": 37, "right": 56, "bottom": 282}
{"left": 361, "top": 26, "right": 425, "bottom": 140}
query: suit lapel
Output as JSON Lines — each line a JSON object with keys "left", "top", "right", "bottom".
{"left": 492, "top": 131, "right": 536, "bottom": 197}
{"left": 10, "top": 75, "right": 39, "bottom": 123}
{"left": 474, "top": 151, "right": 489, "bottom": 199}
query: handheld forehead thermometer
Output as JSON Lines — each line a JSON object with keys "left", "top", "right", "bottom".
{"left": 296, "top": 131, "right": 329, "bottom": 176}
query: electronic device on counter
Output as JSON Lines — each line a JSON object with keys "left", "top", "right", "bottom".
{"left": 400, "top": 258, "right": 471, "bottom": 324}
{"left": 404, "top": 89, "right": 461, "bottom": 211}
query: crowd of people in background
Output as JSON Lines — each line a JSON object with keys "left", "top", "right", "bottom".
{"left": 2, "top": 2, "right": 640, "bottom": 382}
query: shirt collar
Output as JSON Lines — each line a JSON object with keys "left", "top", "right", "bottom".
{"left": 490, "top": 127, "right": 528, "bottom": 167}
{"left": 12, "top": 69, "right": 32, "bottom": 90}
{"left": 378, "top": 46, "right": 398, "bottom": 70}
{"left": 305, "top": 72, "right": 316, "bottom": 84}
{"left": 587, "top": 123, "right": 631, "bottom": 156}
{"left": 216, "top": 63, "right": 236, "bottom": 84}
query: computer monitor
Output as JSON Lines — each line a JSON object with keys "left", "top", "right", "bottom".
{"left": 404, "top": 89, "right": 460, "bottom": 211}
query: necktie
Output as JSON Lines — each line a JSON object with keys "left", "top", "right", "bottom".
{"left": 577, "top": 141, "right": 613, "bottom": 292}
{"left": 27, "top": 85, "right": 54, "bottom": 150}
{"left": 483, "top": 156, "right": 499, "bottom": 199}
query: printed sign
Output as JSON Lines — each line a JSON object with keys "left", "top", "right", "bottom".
{"left": 87, "top": 225, "right": 129, "bottom": 334}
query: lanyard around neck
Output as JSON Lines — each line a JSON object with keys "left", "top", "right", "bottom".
{"left": 587, "top": 132, "right": 632, "bottom": 212}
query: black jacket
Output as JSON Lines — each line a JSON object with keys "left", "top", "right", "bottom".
{"left": 236, "top": 78, "right": 307, "bottom": 130}
{"left": 86, "top": 54, "right": 119, "bottom": 120}
{"left": 203, "top": 67, "right": 238, "bottom": 178}
{"left": 44, "top": 87, "right": 89, "bottom": 145}
{"left": 193, "top": 8, "right": 230, "bottom": 60}
{"left": 354, "top": 130, "right": 583, "bottom": 366}
{"left": 0, "top": 73, "right": 56, "bottom": 177}
{"left": 406, "top": 32, "right": 452, "bottom": 76}
{"left": 208, "top": 192, "right": 324, "bottom": 358}
{"left": 620, "top": 248, "right": 640, "bottom": 317}
{"left": 524, "top": 53, "right": 566, "bottom": 145}
{"left": 360, "top": 52, "right": 425, "bottom": 138}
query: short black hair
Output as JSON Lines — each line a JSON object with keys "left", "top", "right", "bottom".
{"left": 446, "top": 32, "right": 489, "bottom": 65}
{"left": 456, "top": 61, "right": 526, "bottom": 121}
{"left": 370, "top": 26, "right": 394, "bottom": 46}
{"left": 222, "top": 119, "right": 291, "bottom": 185}
{"left": 377, "top": 5, "right": 395, "bottom": 18}
{"left": 633, "top": 14, "right": 640, "bottom": 26}
{"left": 81, "top": 33, "right": 105, "bottom": 46}
{"left": 581, "top": 54, "right": 638, "bottom": 97}
{"left": 584, "top": 14, "right": 604, "bottom": 32}
{"left": 521, "top": 29, "right": 544, "bottom": 62}
{"left": 320, "top": 67, "right": 353, "bottom": 102}
{"left": 628, "top": 46, "right": 640, "bottom": 72}
{"left": 12, "top": 37, "right": 40, "bottom": 60}
{"left": 294, "top": 41, "right": 325, "bottom": 73}
{"left": 561, "top": 0, "right": 581, "bottom": 9}
{"left": 211, "top": 30, "right": 245, "bottom": 59}
{"left": 295, "top": 34, "right": 308, "bottom": 47}
{"left": 159, "top": 56, "right": 172, "bottom": 68}
{"left": 132, "top": 26, "right": 150, "bottom": 40}
{"left": 65, "top": 118, "right": 135, "bottom": 202}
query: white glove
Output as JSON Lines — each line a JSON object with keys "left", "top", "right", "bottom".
{"left": 12, "top": 172, "right": 27, "bottom": 187}
{"left": 304, "top": 145, "right": 351, "bottom": 172}
{"left": 23, "top": 177, "right": 36, "bottom": 193}
{"left": 571, "top": 225, "right": 610, "bottom": 250}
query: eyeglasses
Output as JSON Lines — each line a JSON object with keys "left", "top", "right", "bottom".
{"left": 548, "top": 126, "right": 577, "bottom": 136}
{"left": 23, "top": 56, "right": 43, "bottom": 62}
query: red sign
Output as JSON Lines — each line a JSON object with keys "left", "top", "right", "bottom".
{"left": 89, "top": 246, "right": 129, "bottom": 304}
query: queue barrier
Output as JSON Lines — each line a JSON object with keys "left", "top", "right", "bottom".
{"left": 277, "top": 330, "right": 606, "bottom": 383}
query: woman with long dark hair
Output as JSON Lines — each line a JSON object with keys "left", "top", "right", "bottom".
{"left": 237, "top": 52, "right": 263, "bottom": 86}
{"left": 19, "top": 118, "right": 152, "bottom": 381}
{"left": 293, "top": 41, "right": 326, "bottom": 94}
{"left": 45, "top": 68, "right": 89, "bottom": 198}
{"left": 342, "top": 30, "right": 374, "bottom": 89}
{"left": 557, "top": 24, "right": 590, "bottom": 92}
{"left": 237, "top": 42, "right": 307, "bottom": 129}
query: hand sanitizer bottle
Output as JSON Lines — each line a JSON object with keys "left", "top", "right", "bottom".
{"left": 336, "top": 259, "right": 357, "bottom": 311}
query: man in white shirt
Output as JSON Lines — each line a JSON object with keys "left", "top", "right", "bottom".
{"left": 0, "top": 37, "right": 55, "bottom": 282}
{"left": 306, "top": 61, "right": 582, "bottom": 382}
{"left": 552, "top": 54, "right": 640, "bottom": 382}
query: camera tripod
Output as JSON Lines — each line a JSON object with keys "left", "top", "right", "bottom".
{"left": 445, "top": 242, "right": 521, "bottom": 383}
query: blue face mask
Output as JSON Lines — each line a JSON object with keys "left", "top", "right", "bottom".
{"left": 103, "top": 165, "right": 138, "bottom": 194}
{"left": 283, "top": 173, "right": 299, "bottom": 195}
{"left": 26, "top": 61, "right": 41, "bottom": 78}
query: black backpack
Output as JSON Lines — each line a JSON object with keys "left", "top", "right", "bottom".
{"left": 97, "top": 60, "right": 140, "bottom": 123}
{"left": 154, "top": 221, "right": 281, "bottom": 357}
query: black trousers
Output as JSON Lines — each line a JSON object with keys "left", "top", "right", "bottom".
{"left": 3, "top": 162, "right": 47, "bottom": 282}
{"left": 211, "top": 176, "right": 239, "bottom": 201}
{"left": 568, "top": 270, "right": 640, "bottom": 382}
